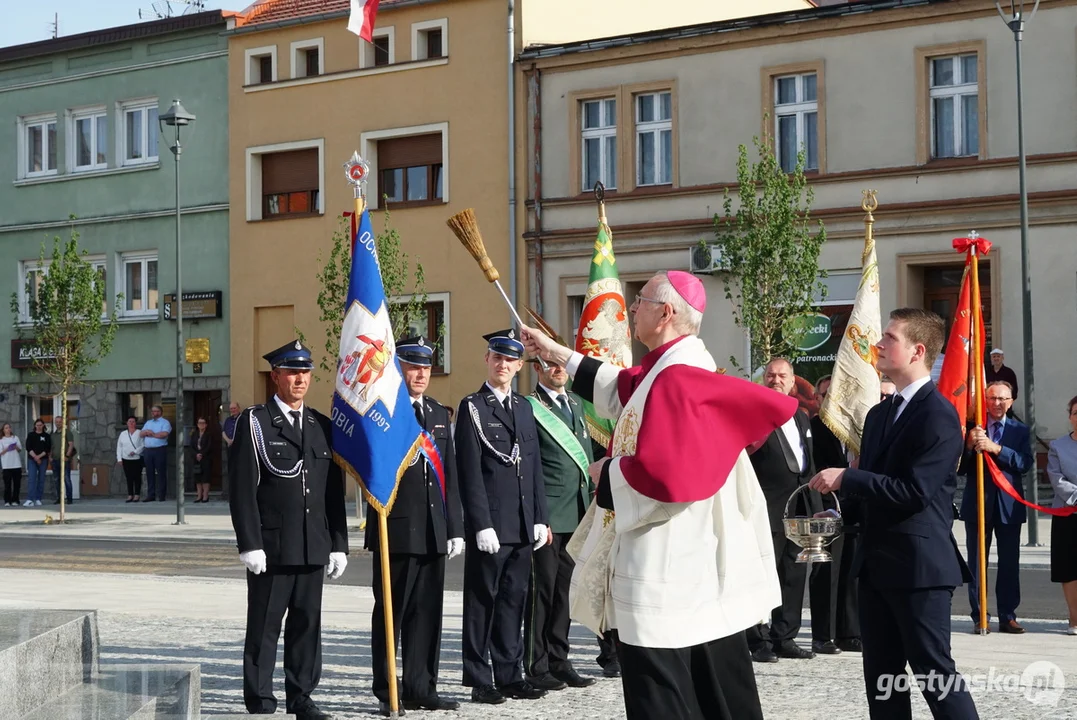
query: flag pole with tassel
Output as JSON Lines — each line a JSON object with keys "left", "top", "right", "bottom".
{"left": 970, "top": 231, "right": 989, "bottom": 636}
{"left": 345, "top": 153, "right": 401, "bottom": 716}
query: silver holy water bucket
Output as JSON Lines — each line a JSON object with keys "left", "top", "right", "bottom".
{"left": 783, "top": 484, "right": 842, "bottom": 563}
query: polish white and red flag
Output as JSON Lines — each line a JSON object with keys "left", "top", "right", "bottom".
{"left": 347, "top": 0, "right": 381, "bottom": 42}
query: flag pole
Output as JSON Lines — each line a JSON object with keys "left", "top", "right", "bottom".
{"left": 352, "top": 186, "right": 401, "bottom": 717}
{"left": 970, "top": 234, "right": 988, "bottom": 636}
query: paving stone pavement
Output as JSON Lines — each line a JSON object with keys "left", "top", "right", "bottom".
{"left": 0, "top": 569, "right": 1073, "bottom": 719}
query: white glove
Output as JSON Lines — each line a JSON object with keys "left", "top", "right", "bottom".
{"left": 240, "top": 549, "right": 267, "bottom": 575}
{"left": 447, "top": 537, "right": 465, "bottom": 560}
{"left": 533, "top": 524, "right": 549, "bottom": 551}
{"left": 327, "top": 552, "right": 348, "bottom": 580}
{"left": 475, "top": 528, "right": 500, "bottom": 554}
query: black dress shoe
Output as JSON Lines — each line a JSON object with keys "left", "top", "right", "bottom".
{"left": 601, "top": 658, "right": 621, "bottom": 678}
{"left": 552, "top": 668, "right": 596, "bottom": 688}
{"left": 751, "top": 646, "right": 778, "bottom": 663}
{"left": 470, "top": 685, "right": 506, "bottom": 704}
{"left": 812, "top": 640, "right": 842, "bottom": 655}
{"left": 527, "top": 673, "right": 567, "bottom": 691}
{"left": 292, "top": 703, "right": 333, "bottom": 720}
{"left": 775, "top": 642, "right": 814, "bottom": 659}
{"left": 403, "top": 695, "right": 459, "bottom": 711}
{"left": 378, "top": 700, "right": 406, "bottom": 716}
{"left": 836, "top": 637, "right": 863, "bottom": 653}
{"left": 498, "top": 680, "right": 547, "bottom": 700}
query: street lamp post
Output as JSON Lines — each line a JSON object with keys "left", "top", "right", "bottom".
{"left": 160, "top": 99, "right": 195, "bottom": 526}
{"left": 996, "top": 0, "right": 1041, "bottom": 545}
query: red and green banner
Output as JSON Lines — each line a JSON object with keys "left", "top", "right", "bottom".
{"left": 574, "top": 215, "right": 631, "bottom": 450}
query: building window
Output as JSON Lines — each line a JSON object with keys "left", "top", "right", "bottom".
{"left": 930, "top": 54, "right": 979, "bottom": 159}
{"left": 377, "top": 133, "right": 444, "bottom": 207}
{"left": 19, "top": 115, "right": 58, "bottom": 178}
{"left": 291, "top": 39, "right": 323, "bottom": 79}
{"left": 261, "top": 148, "right": 320, "bottom": 218}
{"left": 71, "top": 108, "right": 108, "bottom": 171}
{"left": 121, "top": 392, "right": 162, "bottom": 423}
{"left": 18, "top": 257, "right": 107, "bottom": 321}
{"left": 361, "top": 28, "right": 395, "bottom": 69}
{"left": 121, "top": 101, "right": 159, "bottom": 166}
{"left": 774, "top": 73, "right": 818, "bottom": 172}
{"left": 412, "top": 19, "right": 448, "bottom": 61}
{"left": 393, "top": 293, "right": 449, "bottom": 374}
{"left": 245, "top": 45, "right": 278, "bottom": 85}
{"left": 635, "top": 91, "right": 672, "bottom": 186}
{"left": 581, "top": 98, "right": 616, "bottom": 191}
{"left": 120, "top": 253, "right": 158, "bottom": 317}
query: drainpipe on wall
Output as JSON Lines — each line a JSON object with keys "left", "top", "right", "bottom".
{"left": 529, "top": 65, "right": 544, "bottom": 318}
{"left": 507, "top": 0, "right": 518, "bottom": 317}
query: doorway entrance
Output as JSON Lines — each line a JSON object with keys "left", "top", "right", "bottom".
{"left": 922, "top": 261, "right": 993, "bottom": 348}
{"left": 190, "top": 390, "right": 223, "bottom": 492}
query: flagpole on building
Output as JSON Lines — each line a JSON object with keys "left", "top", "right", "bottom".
{"left": 969, "top": 234, "right": 989, "bottom": 636}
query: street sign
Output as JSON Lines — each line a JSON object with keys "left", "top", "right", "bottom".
{"left": 164, "top": 291, "right": 223, "bottom": 320}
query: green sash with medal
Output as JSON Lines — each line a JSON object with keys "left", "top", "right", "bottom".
{"left": 526, "top": 395, "right": 590, "bottom": 476}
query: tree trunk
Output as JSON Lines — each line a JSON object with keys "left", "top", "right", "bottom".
{"left": 59, "top": 389, "right": 67, "bottom": 523}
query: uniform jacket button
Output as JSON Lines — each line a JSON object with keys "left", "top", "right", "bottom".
{"left": 305, "top": 508, "right": 310, "bottom": 513}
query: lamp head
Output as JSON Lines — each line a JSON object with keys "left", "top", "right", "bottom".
{"left": 159, "top": 99, "right": 195, "bottom": 129}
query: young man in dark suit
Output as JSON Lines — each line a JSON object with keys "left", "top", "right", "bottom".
{"left": 523, "top": 358, "right": 597, "bottom": 692}
{"left": 365, "top": 336, "right": 464, "bottom": 715}
{"left": 810, "top": 308, "right": 979, "bottom": 720}
{"left": 455, "top": 330, "right": 549, "bottom": 705}
{"left": 959, "top": 379, "right": 1033, "bottom": 634}
{"left": 747, "top": 357, "right": 819, "bottom": 662}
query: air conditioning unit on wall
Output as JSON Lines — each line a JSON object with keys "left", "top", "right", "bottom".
{"left": 689, "top": 243, "right": 725, "bottom": 274}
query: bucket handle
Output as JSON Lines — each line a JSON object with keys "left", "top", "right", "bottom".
{"left": 783, "top": 483, "right": 841, "bottom": 520}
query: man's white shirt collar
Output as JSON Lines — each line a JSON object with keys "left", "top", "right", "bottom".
{"left": 537, "top": 382, "right": 568, "bottom": 407}
{"left": 893, "top": 375, "right": 932, "bottom": 421}
{"left": 273, "top": 395, "right": 304, "bottom": 428}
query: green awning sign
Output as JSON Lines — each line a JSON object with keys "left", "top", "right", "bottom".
{"left": 783, "top": 312, "right": 832, "bottom": 352}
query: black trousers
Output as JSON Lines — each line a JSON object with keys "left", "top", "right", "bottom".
{"left": 809, "top": 532, "right": 846, "bottom": 642}
{"left": 461, "top": 542, "right": 531, "bottom": 687}
{"left": 859, "top": 573, "right": 979, "bottom": 720}
{"left": 747, "top": 531, "right": 806, "bottom": 650}
{"left": 370, "top": 551, "right": 446, "bottom": 703}
{"left": 243, "top": 565, "right": 325, "bottom": 714}
{"left": 615, "top": 630, "right": 763, "bottom": 720}
{"left": 2, "top": 469, "right": 20, "bottom": 504}
{"left": 122, "top": 459, "right": 143, "bottom": 497}
{"left": 835, "top": 532, "right": 861, "bottom": 640}
{"left": 524, "top": 532, "right": 574, "bottom": 677}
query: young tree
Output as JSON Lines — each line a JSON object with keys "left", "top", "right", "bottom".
{"left": 9, "top": 229, "right": 120, "bottom": 522}
{"left": 713, "top": 132, "right": 827, "bottom": 373}
{"left": 308, "top": 206, "right": 430, "bottom": 379}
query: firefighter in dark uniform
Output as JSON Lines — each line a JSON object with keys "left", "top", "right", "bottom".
{"left": 456, "top": 329, "right": 549, "bottom": 705}
{"left": 523, "top": 357, "right": 598, "bottom": 691}
{"left": 365, "top": 335, "right": 465, "bottom": 716}
{"left": 229, "top": 340, "right": 348, "bottom": 720}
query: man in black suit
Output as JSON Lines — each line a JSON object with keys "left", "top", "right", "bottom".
{"left": 746, "top": 357, "right": 819, "bottom": 662}
{"left": 808, "top": 375, "right": 857, "bottom": 655}
{"left": 811, "top": 308, "right": 979, "bottom": 720}
{"left": 365, "top": 336, "right": 464, "bottom": 715}
{"left": 456, "top": 330, "right": 549, "bottom": 705}
{"left": 523, "top": 358, "right": 596, "bottom": 692}
{"left": 229, "top": 340, "right": 348, "bottom": 720}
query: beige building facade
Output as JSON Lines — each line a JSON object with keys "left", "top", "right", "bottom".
{"left": 227, "top": 0, "right": 808, "bottom": 414}
{"left": 518, "top": 0, "right": 1077, "bottom": 442}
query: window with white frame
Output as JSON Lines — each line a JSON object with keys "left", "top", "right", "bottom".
{"left": 774, "top": 73, "right": 818, "bottom": 172}
{"left": 18, "top": 256, "right": 107, "bottom": 321}
{"left": 635, "top": 91, "right": 672, "bottom": 186}
{"left": 391, "top": 292, "right": 450, "bottom": 374}
{"left": 245, "top": 46, "right": 277, "bottom": 85}
{"left": 121, "top": 101, "right": 159, "bottom": 165}
{"left": 19, "top": 114, "right": 58, "bottom": 178}
{"left": 930, "top": 54, "right": 978, "bottom": 158}
{"left": 361, "top": 28, "right": 394, "bottom": 68}
{"left": 581, "top": 98, "right": 616, "bottom": 191}
{"left": 119, "top": 252, "right": 158, "bottom": 317}
{"left": 412, "top": 20, "right": 447, "bottom": 61}
{"left": 71, "top": 108, "right": 108, "bottom": 171}
{"left": 291, "top": 39, "right": 323, "bottom": 79}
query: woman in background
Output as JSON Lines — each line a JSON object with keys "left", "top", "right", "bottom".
{"left": 117, "top": 416, "right": 145, "bottom": 502}
{"left": 1, "top": 423, "right": 23, "bottom": 506}
{"left": 189, "top": 417, "right": 215, "bottom": 503}
{"left": 24, "top": 419, "right": 50, "bottom": 507}
{"left": 1047, "top": 394, "right": 1077, "bottom": 635}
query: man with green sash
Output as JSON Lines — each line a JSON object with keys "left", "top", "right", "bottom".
{"left": 523, "top": 359, "right": 598, "bottom": 691}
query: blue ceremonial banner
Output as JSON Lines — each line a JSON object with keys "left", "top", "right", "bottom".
{"left": 332, "top": 208, "right": 443, "bottom": 513}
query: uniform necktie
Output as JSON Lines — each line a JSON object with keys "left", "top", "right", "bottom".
{"left": 556, "top": 394, "right": 573, "bottom": 424}
{"left": 289, "top": 410, "right": 303, "bottom": 443}
{"left": 503, "top": 397, "right": 512, "bottom": 414}
{"left": 413, "top": 400, "right": 424, "bottom": 427}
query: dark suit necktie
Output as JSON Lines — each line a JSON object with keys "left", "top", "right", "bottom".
{"left": 556, "top": 394, "right": 573, "bottom": 424}
{"left": 413, "top": 400, "right": 424, "bottom": 428}
{"left": 289, "top": 410, "right": 303, "bottom": 444}
{"left": 883, "top": 394, "right": 904, "bottom": 436}
{"left": 991, "top": 421, "right": 1003, "bottom": 444}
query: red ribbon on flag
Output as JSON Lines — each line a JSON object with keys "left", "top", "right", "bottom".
{"left": 952, "top": 236, "right": 992, "bottom": 255}
{"left": 983, "top": 453, "right": 1077, "bottom": 516}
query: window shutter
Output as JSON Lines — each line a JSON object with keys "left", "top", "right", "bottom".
{"left": 262, "top": 149, "right": 319, "bottom": 194}
{"left": 378, "top": 134, "right": 442, "bottom": 169}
